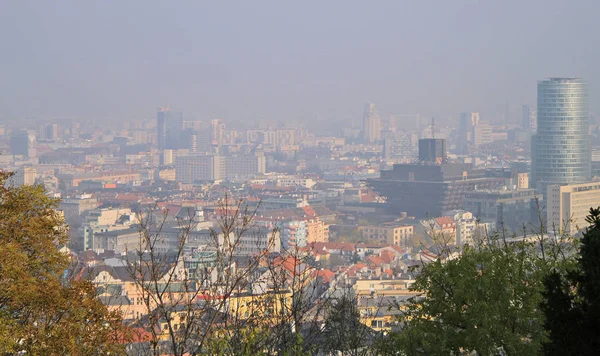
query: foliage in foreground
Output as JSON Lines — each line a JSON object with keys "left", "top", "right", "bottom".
{"left": 379, "top": 232, "right": 575, "bottom": 355}
{"left": 0, "top": 171, "right": 126, "bottom": 354}
{"left": 541, "top": 207, "right": 600, "bottom": 355}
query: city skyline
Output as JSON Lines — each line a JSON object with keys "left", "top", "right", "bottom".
{"left": 2, "top": 2, "right": 600, "bottom": 354}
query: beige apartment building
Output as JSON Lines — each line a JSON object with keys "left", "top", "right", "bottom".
{"left": 547, "top": 182, "right": 600, "bottom": 235}
{"left": 360, "top": 223, "right": 414, "bottom": 247}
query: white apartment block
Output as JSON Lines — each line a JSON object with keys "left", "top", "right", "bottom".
{"left": 175, "top": 155, "right": 221, "bottom": 183}
{"left": 175, "top": 153, "right": 266, "bottom": 183}
{"left": 276, "top": 176, "right": 316, "bottom": 189}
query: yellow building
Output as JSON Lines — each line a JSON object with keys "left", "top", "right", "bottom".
{"left": 227, "top": 290, "right": 293, "bottom": 322}
{"left": 547, "top": 182, "right": 600, "bottom": 234}
{"left": 305, "top": 218, "right": 329, "bottom": 244}
{"left": 358, "top": 296, "right": 406, "bottom": 332}
{"left": 353, "top": 279, "right": 416, "bottom": 297}
{"left": 360, "top": 223, "right": 414, "bottom": 247}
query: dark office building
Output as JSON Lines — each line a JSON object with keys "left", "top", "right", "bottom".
{"left": 10, "top": 130, "right": 35, "bottom": 158}
{"left": 157, "top": 108, "right": 184, "bottom": 151}
{"left": 418, "top": 138, "right": 446, "bottom": 163}
{"left": 366, "top": 139, "right": 506, "bottom": 217}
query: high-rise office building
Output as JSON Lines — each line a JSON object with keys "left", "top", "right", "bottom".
{"left": 521, "top": 105, "right": 537, "bottom": 132}
{"left": 531, "top": 78, "right": 590, "bottom": 193}
{"left": 418, "top": 138, "right": 446, "bottom": 164}
{"left": 70, "top": 122, "right": 80, "bottom": 138}
{"left": 211, "top": 119, "right": 224, "bottom": 146}
{"left": 156, "top": 107, "right": 184, "bottom": 151}
{"left": 522, "top": 105, "right": 531, "bottom": 131}
{"left": 362, "top": 103, "right": 381, "bottom": 143}
{"left": 10, "top": 130, "right": 36, "bottom": 158}
{"left": 457, "top": 112, "right": 479, "bottom": 154}
{"left": 38, "top": 123, "right": 58, "bottom": 141}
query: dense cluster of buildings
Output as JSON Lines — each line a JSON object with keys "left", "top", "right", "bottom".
{"left": 1, "top": 76, "right": 599, "bottom": 344}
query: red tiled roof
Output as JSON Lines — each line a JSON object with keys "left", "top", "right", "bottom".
{"left": 117, "top": 327, "right": 153, "bottom": 344}
{"left": 435, "top": 216, "right": 455, "bottom": 227}
{"left": 366, "top": 255, "right": 385, "bottom": 266}
{"left": 302, "top": 206, "right": 317, "bottom": 217}
{"left": 312, "top": 269, "right": 335, "bottom": 283}
{"left": 380, "top": 251, "right": 394, "bottom": 264}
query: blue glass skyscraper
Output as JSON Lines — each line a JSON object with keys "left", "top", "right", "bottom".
{"left": 532, "top": 77, "right": 590, "bottom": 194}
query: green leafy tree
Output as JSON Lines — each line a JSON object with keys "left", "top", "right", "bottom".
{"left": 384, "top": 235, "right": 572, "bottom": 355}
{"left": 0, "top": 171, "right": 126, "bottom": 354}
{"left": 541, "top": 207, "right": 600, "bottom": 355}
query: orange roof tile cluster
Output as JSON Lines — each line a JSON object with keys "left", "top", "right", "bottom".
{"left": 271, "top": 255, "right": 305, "bottom": 275}
{"left": 311, "top": 269, "right": 335, "bottom": 284}
{"left": 117, "top": 327, "right": 153, "bottom": 344}
{"left": 435, "top": 216, "right": 456, "bottom": 228}
{"left": 301, "top": 206, "right": 317, "bottom": 217}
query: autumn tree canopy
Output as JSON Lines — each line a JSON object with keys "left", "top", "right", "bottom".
{"left": 0, "top": 171, "right": 125, "bottom": 354}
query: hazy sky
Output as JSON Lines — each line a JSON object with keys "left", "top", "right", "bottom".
{"left": 1, "top": 0, "right": 599, "bottom": 124}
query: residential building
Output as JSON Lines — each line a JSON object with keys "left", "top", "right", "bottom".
{"left": 256, "top": 217, "right": 308, "bottom": 248}
{"left": 360, "top": 224, "right": 414, "bottom": 247}
{"left": 463, "top": 188, "right": 542, "bottom": 234}
{"left": 280, "top": 220, "right": 308, "bottom": 248}
{"left": 422, "top": 216, "right": 457, "bottom": 244}
{"left": 59, "top": 194, "right": 99, "bottom": 222}
{"left": 175, "top": 155, "right": 221, "bottom": 183}
{"left": 517, "top": 173, "right": 529, "bottom": 189}
{"left": 79, "top": 209, "right": 132, "bottom": 251}
{"left": 176, "top": 152, "right": 266, "bottom": 183}
{"left": 532, "top": 78, "right": 590, "bottom": 194}
{"left": 254, "top": 206, "right": 328, "bottom": 246}
{"left": 547, "top": 182, "right": 600, "bottom": 235}
{"left": 472, "top": 121, "right": 493, "bottom": 146}
{"left": 57, "top": 171, "right": 142, "bottom": 188}
{"left": 224, "top": 151, "right": 266, "bottom": 178}
{"left": 305, "top": 215, "right": 329, "bottom": 244}
{"left": 85, "top": 207, "right": 133, "bottom": 226}
{"left": 95, "top": 226, "right": 280, "bottom": 256}
{"left": 275, "top": 176, "right": 316, "bottom": 189}
{"left": 445, "top": 210, "right": 492, "bottom": 245}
